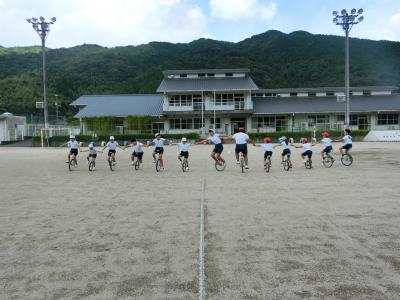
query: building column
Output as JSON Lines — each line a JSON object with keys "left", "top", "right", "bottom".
{"left": 370, "top": 113, "right": 376, "bottom": 130}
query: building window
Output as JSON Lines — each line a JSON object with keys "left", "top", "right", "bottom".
{"left": 179, "top": 74, "right": 187, "bottom": 78}
{"left": 327, "top": 91, "right": 335, "bottom": 96}
{"left": 169, "top": 95, "right": 193, "bottom": 106}
{"left": 308, "top": 92, "right": 316, "bottom": 97}
{"left": 226, "top": 73, "right": 233, "bottom": 77}
{"left": 193, "top": 118, "right": 202, "bottom": 129}
{"left": 198, "top": 73, "right": 206, "bottom": 77}
{"left": 308, "top": 115, "right": 329, "bottom": 127}
{"left": 377, "top": 114, "right": 399, "bottom": 125}
{"left": 363, "top": 90, "right": 371, "bottom": 95}
{"left": 210, "top": 117, "right": 221, "bottom": 129}
{"left": 336, "top": 115, "right": 345, "bottom": 122}
{"left": 290, "top": 92, "right": 297, "bottom": 97}
{"left": 170, "top": 118, "right": 203, "bottom": 130}
{"left": 252, "top": 116, "right": 276, "bottom": 129}
{"left": 207, "top": 73, "right": 215, "bottom": 77}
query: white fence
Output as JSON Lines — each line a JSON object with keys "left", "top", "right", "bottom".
{"left": 25, "top": 124, "right": 80, "bottom": 137}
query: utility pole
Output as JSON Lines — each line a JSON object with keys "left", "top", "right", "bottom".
{"left": 332, "top": 9, "right": 364, "bottom": 129}
{"left": 26, "top": 16, "right": 56, "bottom": 135}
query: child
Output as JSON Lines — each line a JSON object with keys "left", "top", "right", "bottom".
{"left": 177, "top": 137, "right": 191, "bottom": 170}
{"left": 102, "top": 136, "right": 125, "bottom": 165}
{"left": 336, "top": 128, "right": 353, "bottom": 155}
{"left": 81, "top": 143, "right": 102, "bottom": 170}
{"left": 254, "top": 137, "right": 273, "bottom": 169}
{"left": 59, "top": 135, "right": 81, "bottom": 163}
{"left": 197, "top": 129, "right": 225, "bottom": 166}
{"left": 274, "top": 136, "right": 292, "bottom": 167}
{"left": 320, "top": 131, "right": 333, "bottom": 161}
{"left": 125, "top": 138, "right": 146, "bottom": 165}
{"left": 292, "top": 137, "right": 314, "bottom": 163}
{"left": 148, "top": 133, "right": 169, "bottom": 170}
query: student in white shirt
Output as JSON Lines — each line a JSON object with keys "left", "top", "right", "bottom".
{"left": 274, "top": 136, "right": 292, "bottom": 167}
{"left": 148, "top": 133, "right": 169, "bottom": 169}
{"left": 336, "top": 128, "right": 353, "bottom": 156}
{"left": 124, "top": 138, "right": 147, "bottom": 165}
{"left": 292, "top": 137, "right": 314, "bottom": 163}
{"left": 102, "top": 136, "right": 125, "bottom": 166}
{"left": 59, "top": 135, "right": 81, "bottom": 163}
{"left": 80, "top": 143, "right": 103, "bottom": 170}
{"left": 197, "top": 129, "right": 225, "bottom": 166}
{"left": 231, "top": 127, "right": 255, "bottom": 169}
{"left": 177, "top": 137, "right": 191, "bottom": 170}
{"left": 253, "top": 137, "right": 274, "bottom": 169}
{"left": 319, "top": 131, "right": 334, "bottom": 161}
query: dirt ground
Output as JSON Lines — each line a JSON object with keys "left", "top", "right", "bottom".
{"left": 0, "top": 142, "right": 400, "bottom": 299}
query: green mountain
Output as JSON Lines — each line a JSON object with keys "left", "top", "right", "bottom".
{"left": 1, "top": 30, "right": 399, "bottom": 119}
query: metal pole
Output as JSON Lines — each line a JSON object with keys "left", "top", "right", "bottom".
{"left": 201, "top": 90, "right": 204, "bottom": 135}
{"left": 42, "top": 36, "right": 48, "bottom": 131}
{"left": 345, "top": 27, "right": 350, "bottom": 129}
{"left": 213, "top": 89, "right": 216, "bottom": 129}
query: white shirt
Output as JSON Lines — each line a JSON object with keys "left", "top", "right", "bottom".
{"left": 343, "top": 135, "right": 352, "bottom": 144}
{"left": 178, "top": 142, "right": 190, "bottom": 152}
{"left": 322, "top": 137, "right": 332, "bottom": 147}
{"left": 133, "top": 142, "right": 144, "bottom": 153}
{"left": 207, "top": 134, "right": 222, "bottom": 144}
{"left": 153, "top": 138, "right": 165, "bottom": 147}
{"left": 88, "top": 148, "right": 98, "bottom": 155}
{"left": 67, "top": 140, "right": 79, "bottom": 149}
{"left": 232, "top": 132, "right": 249, "bottom": 145}
{"left": 281, "top": 141, "right": 289, "bottom": 150}
{"left": 106, "top": 141, "right": 119, "bottom": 150}
{"left": 261, "top": 143, "right": 273, "bottom": 152}
{"left": 302, "top": 143, "right": 313, "bottom": 151}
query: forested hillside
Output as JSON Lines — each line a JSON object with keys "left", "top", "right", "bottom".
{"left": 1, "top": 30, "right": 399, "bottom": 119}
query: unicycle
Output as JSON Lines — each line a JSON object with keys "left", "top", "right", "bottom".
{"left": 181, "top": 157, "right": 189, "bottom": 172}
{"left": 264, "top": 155, "right": 271, "bottom": 173}
{"left": 68, "top": 155, "right": 78, "bottom": 171}
{"left": 304, "top": 156, "right": 312, "bottom": 169}
{"left": 282, "top": 154, "right": 292, "bottom": 171}
{"left": 214, "top": 158, "right": 226, "bottom": 171}
{"left": 322, "top": 154, "right": 334, "bottom": 168}
{"left": 341, "top": 152, "right": 353, "bottom": 166}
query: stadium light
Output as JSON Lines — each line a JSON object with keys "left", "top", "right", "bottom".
{"left": 332, "top": 8, "right": 364, "bottom": 129}
{"left": 26, "top": 16, "right": 56, "bottom": 136}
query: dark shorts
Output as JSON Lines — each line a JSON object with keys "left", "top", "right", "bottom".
{"left": 264, "top": 151, "right": 273, "bottom": 159}
{"left": 108, "top": 149, "right": 116, "bottom": 157}
{"left": 179, "top": 151, "right": 189, "bottom": 158}
{"left": 342, "top": 144, "right": 352, "bottom": 150}
{"left": 213, "top": 143, "right": 223, "bottom": 154}
{"left": 154, "top": 147, "right": 164, "bottom": 154}
{"left": 282, "top": 148, "right": 291, "bottom": 157}
{"left": 323, "top": 146, "right": 333, "bottom": 153}
{"left": 132, "top": 152, "right": 143, "bottom": 159}
{"left": 302, "top": 150, "right": 313, "bottom": 158}
{"left": 235, "top": 144, "right": 248, "bottom": 155}
{"left": 70, "top": 149, "right": 78, "bottom": 156}
{"left": 88, "top": 153, "right": 97, "bottom": 158}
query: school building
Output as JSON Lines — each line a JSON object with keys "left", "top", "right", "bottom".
{"left": 71, "top": 68, "right": 400, "bottom": 135}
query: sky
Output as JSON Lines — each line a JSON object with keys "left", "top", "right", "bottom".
{"left": 1, "top": 0, "right": 400, "bottom": 48}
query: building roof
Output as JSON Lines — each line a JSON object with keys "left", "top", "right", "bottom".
{"left": 157, "top": 77, "right": 259, "bottom": 93}
{"left": 254, "top": 86, "right": 399, "bottom": 94}
{"left": 71, "top": 94, "right": 163, "bottom": 118}
{"left": 253, "top": 95, "right": 400, "bottom": 114}
{"left": 162, "top": 68, "right": 250, "bottom": 76}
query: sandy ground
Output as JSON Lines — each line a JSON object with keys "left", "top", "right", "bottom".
{"left": 0, "top": 142, "right": 400, "bottom": 299}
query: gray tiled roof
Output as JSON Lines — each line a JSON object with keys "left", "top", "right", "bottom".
{"left": 71, "top": 94, "right": 163, "bottom": 118}
{"left": 157, "top": 77, "right": 259, "bottom": 93}
{"left": 253, "top": 95, "right": 400, "bottom": 114}
{"left": 163, "top": 68, "right": 250, "bottom": 76}
{"left": 254, "top": 86, "right": 399, "bottom": 94}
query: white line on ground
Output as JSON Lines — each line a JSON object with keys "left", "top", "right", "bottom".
{"left": 199, "top": 178, "right": 206, "bottom": 300}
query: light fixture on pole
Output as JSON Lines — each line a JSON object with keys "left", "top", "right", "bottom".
{"left": 26, "top": 16, "right": 56, "bottom": 134}
{"left": 332, "top": 8, "right": 364, "bottom": 129}
{"left": 54, "top": 94, "right": 60, "bottom": 124}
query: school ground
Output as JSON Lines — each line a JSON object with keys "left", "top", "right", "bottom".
{"left": 1, "top": 142, "right": 400, "bottom": 299}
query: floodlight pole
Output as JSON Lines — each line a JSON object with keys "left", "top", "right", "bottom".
{"left": 332, "top": 9, "right": 364, "bottom": 129}
{"left": 26, "top": 17, "right": 56, "bottom": 134}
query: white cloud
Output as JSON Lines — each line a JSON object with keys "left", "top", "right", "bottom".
{"left": 0, "top": 0, "right": 208, "bottom": 47}
{"left": 209, "top": 0, "right": 276, "bottom": 21}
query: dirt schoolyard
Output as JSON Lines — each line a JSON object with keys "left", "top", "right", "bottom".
{"left": 1, "top": 142, "right": 400, "bottom": 299}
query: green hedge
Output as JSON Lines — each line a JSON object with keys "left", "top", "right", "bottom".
{"left": 33, "top": 132, "right": 201, "bottom": 146}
